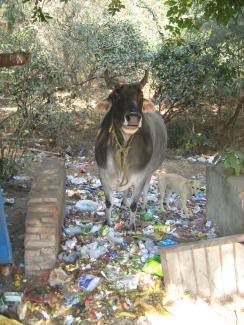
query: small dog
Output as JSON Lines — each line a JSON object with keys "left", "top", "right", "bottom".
{"left": 158, "top": 173, "right": 201, "bottom": 215}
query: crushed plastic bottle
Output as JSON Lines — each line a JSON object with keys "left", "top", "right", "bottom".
{"left": 65, "top": 315, "right": 75, "bottom": 325}
{"left": 144, "top": 239, "right": 160, "bottom": 256}
{"left": 89, "top": 224, "right": 102, "bottom": 233}
{"left": 77, "top": 241, "right": 107, "bottom": 260}
{"left": 74, "top": 200, "right": 98, "bottom": 211}
{"left": 106, "top": 229, "right": 124, "bottom": 244}
{"left": 64, "top": 225, "right": 82, "bottom": 236}
{"left": 61, "top": 237, "right": 77, "bottom": 251}
{"left": 115, "top": 275, "right": 140, "bottom": 291}
{"left": 143, "top": 225, "right": 154, "bottom": 235}
{"left": 77, "top": 275, "right": 101, "bottom": 291}
{"left": 66, "top": 175, "right": 84, "bottom": 185}
{"left": 58, "top": 251, "right": 80, "bottom": 263}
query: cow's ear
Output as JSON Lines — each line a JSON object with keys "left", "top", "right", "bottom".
{"left": 142, "top": 100, "right": 155, "bottom": 113}
{"left": 95, "top": 99, "right": 112, "bottom": 112}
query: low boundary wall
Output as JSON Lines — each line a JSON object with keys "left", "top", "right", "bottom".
{"left": 24, "top": 157, "right": 65, "bottom": 275}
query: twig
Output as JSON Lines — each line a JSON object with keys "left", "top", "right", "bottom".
{"left": 0, "top": 111, "right": 18, "bottom": 126}
{"left": 28, "top": 148, "right": 61, "bottom": 156}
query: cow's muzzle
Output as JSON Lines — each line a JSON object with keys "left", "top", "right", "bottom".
{"left": 124, "top": 112, "right": 142, "bottom": 128}
{"left": 123, "top": 112, "right": 142, "bottom": 134}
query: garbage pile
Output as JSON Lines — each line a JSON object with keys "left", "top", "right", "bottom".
{"left": 0, "top": 153, "right": 217, "bottom": 324}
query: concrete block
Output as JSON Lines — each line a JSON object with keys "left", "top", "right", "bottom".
{"left": 160, "top": 234, "right": 244, "bottom": 302}
{"left": 206, "top": 164, "right": 244, "bottom": 236}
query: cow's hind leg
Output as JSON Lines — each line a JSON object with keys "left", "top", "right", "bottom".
{"left": 141, "top": 175, "right": 152, "bottom": 210}
{"left": 121, "top": 189, "right": 129, "bottom": 207}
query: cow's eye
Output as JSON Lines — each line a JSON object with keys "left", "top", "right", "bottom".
{"left": 139, "top": 94, "right": 143, "bottom": 99}
{"left": 113, "top": 93, "right": 120, "bottom": 101}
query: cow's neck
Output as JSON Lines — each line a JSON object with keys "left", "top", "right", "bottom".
{"left": 109, "top": 122, "right": 132, "bottom": 147}
{"left": 121, "top": 131, "right": 133, "bottom": 144}
{"left": 109, "top": 122, "right": 135, "bottom": 186}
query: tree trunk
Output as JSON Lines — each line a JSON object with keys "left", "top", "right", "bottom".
{"left": 0, "top": 53, "right": 30, "bottom": 67}
{"left": 217, "top": 96, "right": 244, "bottom": 146}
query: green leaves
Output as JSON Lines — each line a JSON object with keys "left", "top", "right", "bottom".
{"left": 164, "top": 0, "right": 244, "bottom": 39}
{"left": 108, "top": 0, "right": 125, "bottom": 16}
{"left": 223, "top": 147, "right": 244, "bottom": 176}
{"left": 22, "top": 0, "right": 52, "bottom": 22}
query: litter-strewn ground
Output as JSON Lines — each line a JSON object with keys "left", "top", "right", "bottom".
{"left": 1, "top": 151, "right": 244, "bottom": 324}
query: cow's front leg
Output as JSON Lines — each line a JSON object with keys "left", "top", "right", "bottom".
{"left": 129, "top": 181, "right": 145, "bottom": 230}
{"left": 100, "top": 173, "right": 113, "bottom": 226}
{"left": 105, "top": 193, "right": 113, "bottom": 226}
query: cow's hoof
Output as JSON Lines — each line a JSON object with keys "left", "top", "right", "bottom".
{"left": 124, "top": 222, "right": 136, "bottom": 233}
{"left": 128, "top": 222, "right": 136, "bottom": 232}
{"left": 121, "top": 202, "right": 128, "bottom": 209}
{"left": 103, "top": 219, "right": 113, "bottom": 227}
{"left": 121, "top": 198, "right": 130, "bottom": 208}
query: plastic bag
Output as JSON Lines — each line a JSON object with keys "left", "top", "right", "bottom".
{"left": 142, "top": 256, "right": 163, "bottom": 277}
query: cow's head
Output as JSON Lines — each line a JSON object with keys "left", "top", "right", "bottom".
{"left": 96, "top": 70, "right": 154, "bottom": 136}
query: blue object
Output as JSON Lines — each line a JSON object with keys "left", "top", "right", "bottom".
{"left": 157, "top": 238, "right": 177, "bottom": 247}
{"left": 107, "top": 250, "right": 119, "bottom": 259}
{"left": 192, "top": 192, "right": 206, "bottom": 201}
{"left": 0, "top": 190, "right": 13, "bottom": 264}
{"left": 120, "top": 241, "right": 130, "bottom": 247}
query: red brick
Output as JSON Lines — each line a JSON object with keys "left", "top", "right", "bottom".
{"left": 28, "top": 197, "right": 58, "bottom": 205}
{"left": 41, "top": 216, "right": 57, "bottom": 223}
{"left": 25, "top": 240, "right": 55, "bottom": 248}
{"left": 24, "top": 265, "right": 41, "bottom": 271}
{"left": 26, "top": 218, "right": 41, "bottom": 225}
{"left": 40, "top": 248, "right": 55, "bottom": 255}
{"left": 26, "top": 256, "right": 56, "bottom": 263}
{"left": 31, "top": 184, "right": 59, "bottom": 191}
{"left": 25, "top": 250, "right": 40, "bottom": 257}
{"left": 39, "top": 261, "right": 56, "bottom": 269}
{"left": 26, "top": 226, "right": 56, "bottom": 234}
{"left": 40, "top": 234, "right": 55, "bottom": 240}
{"left": 27, "top": 211, "right": 55, "bottom": 219}
{"left": 25, "top": 234, "right": 40, "bottom": 241}
{"left": 28, "top": 206, "right": 58, "bottom": 213}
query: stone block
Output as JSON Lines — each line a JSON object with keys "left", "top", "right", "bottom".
{"left": 206, "top": 164, "right": 244, "bottom": 236}
{"left": 160, "top": 234, "right": 244, "bottom": 302}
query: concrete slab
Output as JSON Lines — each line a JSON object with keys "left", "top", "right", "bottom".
{"left": 160, "top": 234, "right": 244, "bottom": 302}
{"left": 206, "top": 164, "right": 244, "bottom": 236}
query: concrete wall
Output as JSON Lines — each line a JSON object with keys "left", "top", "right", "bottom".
{"left": 24, "top": 157, "right": 65, "bottom": 275}
{"left": 206, "top": 164, "right": 244, "bottom": 236}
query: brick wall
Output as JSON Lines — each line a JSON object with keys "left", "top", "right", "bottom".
{"left": 24, "top": 157, "right": 65, "bottom": 275}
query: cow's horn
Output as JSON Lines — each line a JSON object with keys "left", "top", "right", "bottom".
{"left": 139, "top": 70, "right": 149, "bottom": 88}
{"left": 104, "top": 69, "right": 120, "bottom": 89}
